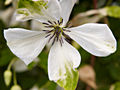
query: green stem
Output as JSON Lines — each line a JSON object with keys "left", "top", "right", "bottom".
{"left": 7, "top": 58, "right": 17, "bottom": 70}
{"left": 13, "top": 70, "right": 17, "bottom": 85}
{"left": 93, "top": 0, "right": 97, "bottom": 9}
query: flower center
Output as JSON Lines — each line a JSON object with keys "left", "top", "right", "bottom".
{"left": 42, "top": 18, "right": 71, "bottom": 46}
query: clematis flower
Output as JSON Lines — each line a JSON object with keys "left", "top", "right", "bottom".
{"left": 4, "top": 0, "right": 117, "bottom": 89}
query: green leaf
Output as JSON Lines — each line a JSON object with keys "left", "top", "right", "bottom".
{"left": 27, "top": 62, "right": 36, "bottom": 70}
{"left": 107, "top": 41, "right": 120, "bottom": 81}
{"left": 40, "top": 81, "right": 57, "bottom": 90}
{"left": 18, "top": 0, "right": 48, "bottom": 11}
{"left": 38, "top": 51, "right": 48, "bottom": 73}
{"left": 106, "top": 6, "right": 120, "bottom": 18}
{"left": 57, "top": 64, "right": 79, "bottom": 90}
{"left": 0, "top": 48, "right": 14, "bottom": 66}
{"left": 115, "top": 82, "right": 120, "bottom": 90}
{"left": 78, "top": 47, "right": 91, "bottom": 64}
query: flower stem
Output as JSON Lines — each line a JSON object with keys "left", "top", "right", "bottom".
{"left": 93, "top": 0, "right": 97, "bottom": 9}
{"left": 7, "top": 58, "right": 16, "bottom": 70}
{"left": 13, "top": 70, "right": 17, "bottom": 85}
{"left": 91, "top": 55, "right": 96, "bottom": 67}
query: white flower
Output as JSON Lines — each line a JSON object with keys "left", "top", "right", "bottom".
{"left": 12, "top": 58, "right": 39, "bottom": 72}
{"left": 4, "top": 0, "right": 116, "bottom": 84}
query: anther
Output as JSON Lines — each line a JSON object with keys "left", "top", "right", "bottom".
{"left": 62, "top": 32, "right": 71, "bottom": 39}
{"left": 59, "top": 18, "right": 63, "bottom": 25}
{"left": 62, "top": 28, "right": 71, "bottom": 32}
{"left": 43, "top": 29, "right": 54, "bottom": 33}
{"left": 56, "top": 31, "right": 61, "bottom": 41}
{"left": 45, "top": 25, "right": 54, "bottom": 28}
{"left": 48, "top": 32, "right": 56, "bottom": 43}
{"left": 52, "top": 37, "right": 56, "bottom": 46}
{"left": 42, "top": 22, "right": 50, "bottom": 25}
{"left": 48, "top": 20, "right": 53, "bottom": 24}
{"left": 54, "top": 21, "right": 57, "bottom": 25}
{"left": 65, "top": 38, "right": 70, "bottom": 43}
{"left": 59, "top": 37, "right": 63, "bottom": 46}
{"left": 46, "top": 29, "right": 54, "bottom": 33}
{"left": 45, "top": 34, "right": 51, "bottom": 38}
{"left": 57, "top": 20, "right": 60, "bottom": 25}
{"left": 42, "top": 30, "right": 48, "bottom": 32}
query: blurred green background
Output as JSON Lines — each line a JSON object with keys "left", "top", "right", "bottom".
{"left": 0, "top": 0, "right": 120, "bottom": 90}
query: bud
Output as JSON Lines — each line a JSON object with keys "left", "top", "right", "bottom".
{"left": 4, "top": 70, "right": 12, "bottom": 86}
{"left": 10, "top": 85, "right": 22, "bottom": 90}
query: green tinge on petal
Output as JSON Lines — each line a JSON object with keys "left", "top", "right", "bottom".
{"left": 106, "top": 6, "right": 120, "bottom": 18}
{"left": 17, "top": 9, "right": 30, "bottom": 16}
{"left": 57, "top": 63, "right": 79, "bottom": 90}
{"left": 17, "top": 0, "right": 48, "bottom": 16}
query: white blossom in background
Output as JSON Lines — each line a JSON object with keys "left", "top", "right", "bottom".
{"left": 0, "top": 0, "right": 27, "bottom": 27}
{"left": 12, "top": 58, "right": 39, "bottom": 72}
{"left": 4, "top": 0, "right": 117, "bottom": 89}
{"left": 13, "top": 59, "right": 28, "bottom": 72}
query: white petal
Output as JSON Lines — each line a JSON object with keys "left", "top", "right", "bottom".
{"left": 59, "top": 0, "right": 77, "bottom": 26}
{"left": 16, "top": 0, "right": 61, "bottom": 22}
{"left": 67, "top": 23, "right": 117, "bottom": 56}
{"left": 46, "top": 0, "right": 61, "bottom": 20}
{"left": 4, "top": 28, "right": 48, "bottom": 65}
{"left": 48, "top": 39, "right": 81, "bottom": 81}
{"left": 31, "top": 20, "right": 52, "bottom": 31}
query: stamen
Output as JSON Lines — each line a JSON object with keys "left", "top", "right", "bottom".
{"left": 42, "top": 30, "right": 48, "bottom": 32}
{"left": 48, "top": 32, "right": 56, "bottom": 43}
{"left": 54, "top": 21, "right": 57, "bottom": 25}
{"left": 56, "top": 31, "right": 61, "bottom": 41}
{"left": 43, "top": 18, "right": 70, "bottom": 46}
{"left": 42, "top": 22, "right": 50, "bottom": 25}
{"left": 57, "top": 20, "right": 60, "bottom": 25}
{"left": 65, "top": 38, "right": 70, "bottom": 43}
{"left": 61, "top": 37, "right": 64, "bottom": 43}
{"left": 43, "top": 29, "right": 54, "bottom": 33}
{"left": 48, "top": 20, "right": 53, "bottom": 24}
{"left": 59, "top": 18, "right": 63, "bottom": 25}
{"left": 59, "top": 37, "right": 63, "bottom": 46}
{"left": 45, "top": 34, "right": 51, "bottom": 38}
{"left": 62, "top": 32, "right": 71, "bottom": 39}
{"left": 52, "top": 37, "right": 56, "bottom": 46}
{"left": 45, "top": 25, "right": 54, "bottom": 28}
{"left": 62, "top": 28, "right": 71, "bottom": 32}
{"left": 46, "top": 29, "right": 54, "bottom": 33}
